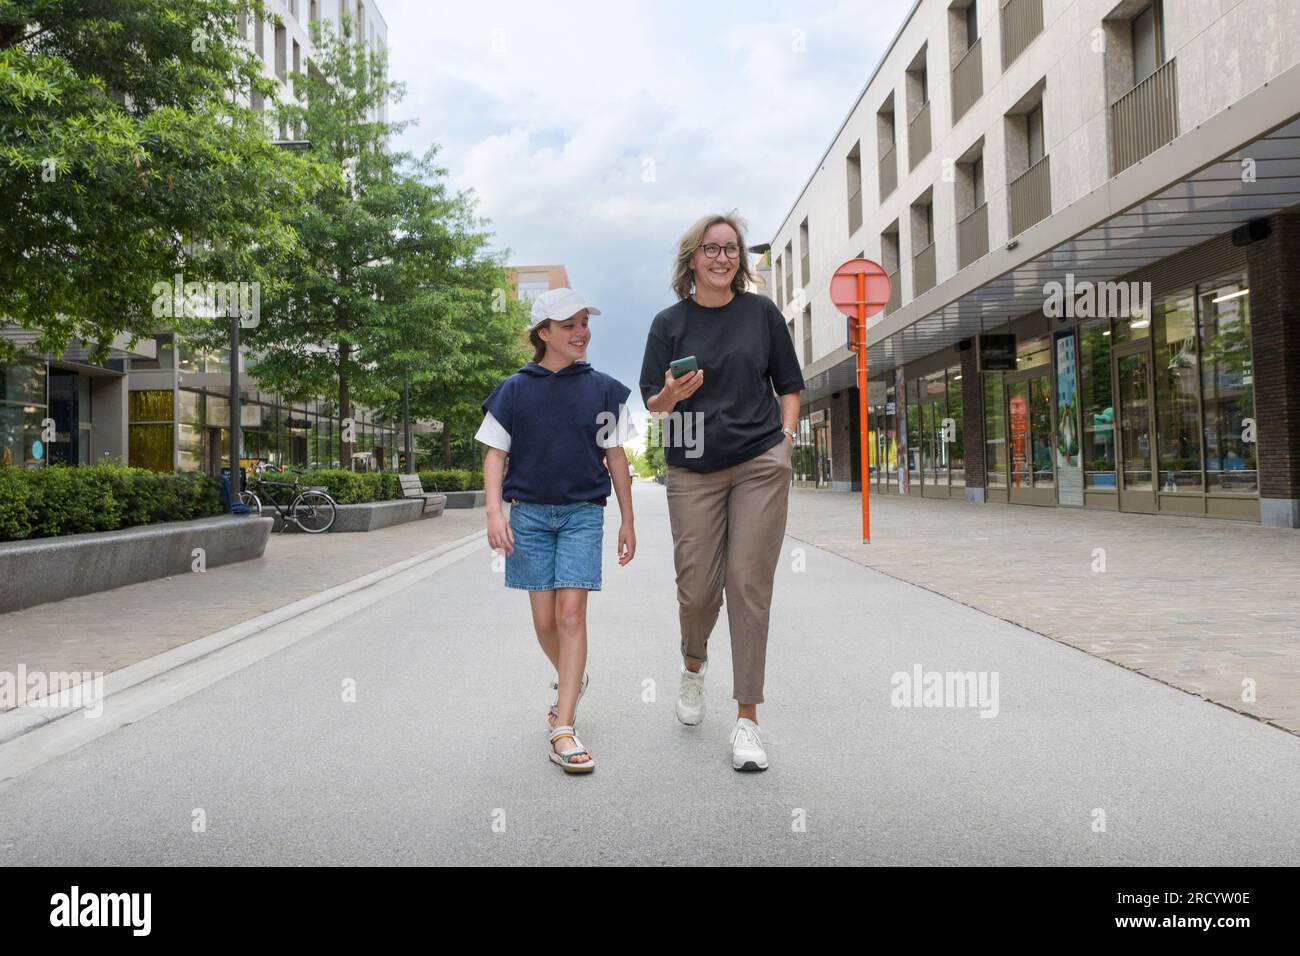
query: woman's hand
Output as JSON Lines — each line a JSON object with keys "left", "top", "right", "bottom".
{"left": 487, "top": 510, "right": 514, "bottom": 556}
{"left": 651, "top": 367, "right": 704, "bottom": 412}
{"left": 618, "top": 522, "right": 636, "bottom": 566}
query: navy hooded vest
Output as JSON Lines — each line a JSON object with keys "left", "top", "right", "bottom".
{"left": 481, "top": 361, "right": 632, "bottom": 506}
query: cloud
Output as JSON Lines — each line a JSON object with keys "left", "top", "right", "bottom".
{"left": 384, "top": 0, "right": 913, "bottom": 412}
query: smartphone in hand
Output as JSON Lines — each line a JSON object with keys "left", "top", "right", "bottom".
{"left": 670, "top": 355, "right": 699, "bottom": 378}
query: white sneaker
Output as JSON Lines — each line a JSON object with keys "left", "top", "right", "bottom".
{"left": 676, "top": 661, "right": 707, "bottom": 726}
{"left": 730, "top": 718, "right": 768, "bottom": 772}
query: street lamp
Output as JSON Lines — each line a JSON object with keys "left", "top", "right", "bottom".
{"left": 228, "top": 138, "right": 311, "bottom": 503}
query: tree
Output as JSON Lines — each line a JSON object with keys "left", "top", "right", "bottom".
{"left": 243, "top": 15, "right": 499, "bottom": 469}
{"left": 0, "top": 0, "right": 306, "bottom": 362}
{"left": 403, "top": 260, "right": 530, "bottom": 469}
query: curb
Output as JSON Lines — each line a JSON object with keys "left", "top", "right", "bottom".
{"left": 0, "top": 529, "right": 487, "bottom": 747}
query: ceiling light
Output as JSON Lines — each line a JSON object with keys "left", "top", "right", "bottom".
{"left": 1210, "top": 288, "right": 1248, "bottom": 303}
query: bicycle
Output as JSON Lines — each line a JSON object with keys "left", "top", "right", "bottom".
{"left": 238, "top": 477, "right": 338, "bottom": 534}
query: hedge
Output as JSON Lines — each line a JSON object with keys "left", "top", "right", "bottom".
{"left": 0, "top": 464, "right": 223, "bottom": 543}
{"left": 417, "top": 469, "right": 483, "bottom": 492}
{"left": 269, "top": 468, "right": 400, "bottom": 505}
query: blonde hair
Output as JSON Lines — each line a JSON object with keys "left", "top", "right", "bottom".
{"left": 671, "top": 211, "right": 759, "bottom": 301}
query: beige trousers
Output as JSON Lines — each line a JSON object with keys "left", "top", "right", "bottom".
{"left": 665, "top": 439, "right": 793, "bottom": 704}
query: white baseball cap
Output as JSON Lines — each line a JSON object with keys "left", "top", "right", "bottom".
{"left": 529, "top": 288, "right": 601, "bottom": 329}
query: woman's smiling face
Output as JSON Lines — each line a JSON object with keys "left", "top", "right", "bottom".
{"left": 538, "top": 310, "right": 590, "bottom": 364}
{"left": 691, "top": 222, "right": 740, "bottom": 295}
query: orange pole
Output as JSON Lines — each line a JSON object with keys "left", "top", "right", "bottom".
{"left": 856, "top": 272, "right": 871, "bottom": 543}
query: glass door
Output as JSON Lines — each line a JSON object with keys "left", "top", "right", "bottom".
{"left": 1005, "top": 366, "right": 1056, "bottom": 505}
{"left": 1114, "top": 346, "right": 1157, "bottom": 513}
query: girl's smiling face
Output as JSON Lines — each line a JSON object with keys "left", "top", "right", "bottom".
{"left": 538, "top": 310, "right": 590, "bottom": 366}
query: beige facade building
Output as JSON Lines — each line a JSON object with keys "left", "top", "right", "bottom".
{"left": 771, "top": 0, "right": 1300, "bottom": 526}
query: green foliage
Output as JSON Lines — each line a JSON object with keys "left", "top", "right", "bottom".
{"left": 643, "top": 419, "right": 667, "bottom": 476}
{"left": 245, "top": 15, "right": 507, "bottom": 469}
{"left": 274, "top": 468, "right": 398, "bottom": 505}
{"left": 0, "top": 0, "right": 309, "bottom": 363}
{"left": 417, "top": 469, "right": 483, "bottom": 492}
{"left": 0, "top": 464, "right": 222, "bottom": 542}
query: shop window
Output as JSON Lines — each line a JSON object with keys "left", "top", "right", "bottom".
{"left": 947, "top": 366, "right": 965, "bottom": 487}
{"left": 1030, "top": 375, "right": 1054, "bottom": 488}
{"left": 1153, "top": 291, "right": 1201, "bottom": 491}
{"left": 1199, "top": 276, "right": 1255, "bottom": 493}
{"left": 983, "top": 372, "right": 1005, "bottom": 487}
{"left": 1, "top": 361, "right": 47, "bottom": 405}
{"left": 1079, "top": 319, "right": 1116, "bottom": 488}
{"left": 905, "top": 380, "right": 921, "bottom": 487}
{"left": 1016, "top": 334, "right": 1050, "bottom": 370}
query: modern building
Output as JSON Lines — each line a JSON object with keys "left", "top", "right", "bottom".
{"left": 770, "top": 0, "right": 1300, "bottom": 527}
{"left": 1, "top": 1, "right": 402, "bottom": 477}
{"left": 507, "top": 266, "right": 573, "bottom": 303}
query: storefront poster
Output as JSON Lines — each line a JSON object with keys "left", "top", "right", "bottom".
{"left": 1054, "top": 329, "right": 1083, "bottom": 506}
{"left": 895, "top": 368, "right": 909, "bottom": 493}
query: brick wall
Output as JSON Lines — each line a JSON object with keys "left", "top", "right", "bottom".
{"left": 1245, "top": 212, "right": 1300, "bottom": 501}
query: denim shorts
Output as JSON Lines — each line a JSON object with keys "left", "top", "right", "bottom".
{"left": 505, "top": 501, "right": 605, "bottom": 591}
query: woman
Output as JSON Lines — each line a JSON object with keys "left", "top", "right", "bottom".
{"left": 639, "top": 212, "right": 804, "bottom": 772}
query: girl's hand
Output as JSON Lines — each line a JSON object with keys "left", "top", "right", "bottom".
{"left": 659, "top": 367, "right": 704, "bottom": 406}
{"left": 487, "top": 510, "right": 514, "bottom": 556}
{"left": 617, "top": 522, "right": 636, "bottom": 565}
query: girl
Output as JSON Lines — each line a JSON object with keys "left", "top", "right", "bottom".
{"left": 477, "top": 287, "right": 637, "bottom": 773}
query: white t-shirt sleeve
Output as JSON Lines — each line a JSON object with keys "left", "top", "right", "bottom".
{"left": 474, "top": 411, "right": 511, "bottom": 452}
{"left": 597, "top": 405, "right": 639, "bottom": 449}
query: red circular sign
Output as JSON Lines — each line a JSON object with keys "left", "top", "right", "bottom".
{"left": 829, "top": 258, "right": 891, "bottom": 318}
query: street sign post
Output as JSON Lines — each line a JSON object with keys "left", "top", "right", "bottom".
{"left": 829, "top": 258, "right": 892, "bottom": 543}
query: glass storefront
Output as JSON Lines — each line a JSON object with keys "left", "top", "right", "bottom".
{"left": 1198, "top": 277, "right": 1255, "bottom": 493}
{"left": 0, "top": 361, "right": 48, "bottom": 468}
{"left": 1079, "top": 319, "right": 1115, "bottom": 488}
{"left": 128, "top": 389, "right": 175, "bottom": 472}
{"left": 983, "top": 371, "right": 1005, "bottom": 489}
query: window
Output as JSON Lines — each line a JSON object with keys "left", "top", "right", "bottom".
{"left": 972, "top": 155, "right": 985, "bottom": 207}
{"left": 129, "top": 390, "right": 175, "bottom": 472}
{"left": 1079, "top": 319, "right": 1115, "bottom": 488}
{"left": 1027, "top": 103, "right": 1044, "bottom": 165}
{"left": 965, "top": 2, "right": 979, "bottom": 47}
{"left": 775, "top": 255, "right": 785, "bottom": 309}
{"left": 799, "top": 218, "right": 810, "bottom": 286}
{"left": 783, "top": 241, "right": 794, "bottom": 302}
{"left": 1199, "top": 276, "right": 1255, "bottom": 493}
{"left": 846, "top": 142, "right": 863, "bottom": 236}
{"left": 802, "top": 305, "right": 813, "bottom": 365}
{"left": 1153, "top": 291, "right": 1201, "bottom": 491}
{"left": 947, "top": 366, "right": 965, "bottom": 488}
{"left": 983, "top": 371, "right": 1005, "bottom": 488}
{"left": 1131, "top": 2, "right": 1163, "bottom": 85}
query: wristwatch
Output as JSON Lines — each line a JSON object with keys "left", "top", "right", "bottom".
{"left": 781, "top": 427, "right": 796, "bottom": 442}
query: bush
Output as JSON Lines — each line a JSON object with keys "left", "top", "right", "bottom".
{"left": 281, "top": 469, "right": 401, "bottom": 505}
{"left": 0, "top": 464, "right": 223, "bottom": 543}
{"left": 418, "top": 469, "right": 483, "bottom": 492}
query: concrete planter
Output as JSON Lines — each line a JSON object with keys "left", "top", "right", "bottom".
{"left": 329, "top": 498, "right": 427, "bottom": 532}
{"left": 0, "top": 515, "right": 273, "bottom": 615}
{"left": 444, "top": 490, "right": 485, "bottom": 509}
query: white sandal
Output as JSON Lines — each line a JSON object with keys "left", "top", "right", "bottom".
{"left": 548, "top": 725, "right": 595, "bottom": 773}
{"left": 547, "top": 670, "right": 589, "bottom": 728}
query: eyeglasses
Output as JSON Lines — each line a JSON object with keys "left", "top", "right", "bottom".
{"left": 698, "top": 242, "right": 741, "bottom": 260}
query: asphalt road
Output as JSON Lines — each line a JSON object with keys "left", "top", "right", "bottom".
{"left": 2, "top": 484, "right": 1298, "bottom": 865}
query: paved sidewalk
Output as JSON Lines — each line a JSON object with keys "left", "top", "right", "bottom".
{"left": 0, "top": 509, "right": 485, "bottom": 697}
{"left": 784, "top": 489, "right": 1300, "bottom": 735}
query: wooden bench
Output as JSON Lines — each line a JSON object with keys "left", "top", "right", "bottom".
{"left": 398, "top": 474, "right": 447, "bottom": 517}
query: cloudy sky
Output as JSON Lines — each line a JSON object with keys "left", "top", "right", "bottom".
{"left": 382, "top": 0, "right": 914, "bottom": 438}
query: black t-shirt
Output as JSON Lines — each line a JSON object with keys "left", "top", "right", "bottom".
{"left": 639, "top": 291, "right": 805, "bottom": 473}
